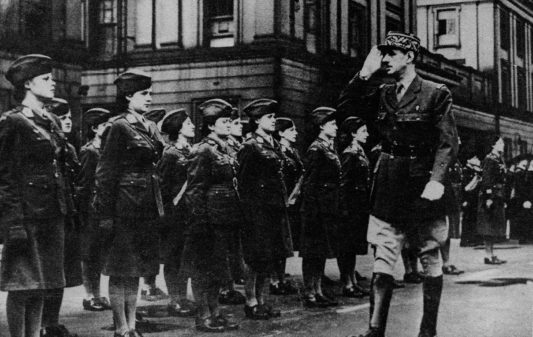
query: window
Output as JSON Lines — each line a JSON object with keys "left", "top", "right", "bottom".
{"left": 516, "top": 20, "right": 525, "bottom": 58}
{"left": 500, "top": 60, "right": 511, "bottom": 104}
{"left": 99, "top": 0, "right": 116, "bottom": 24}
{"left": 305, "top": 0, "right": 318, "bottom": 34}
{"left": 500, "top": 9, "right": 509, "bottom": 50}
{"left": 517, "top": 67, "right": 526, "bottom": 109}
{"left": 435, "top": 8, "right": 459, "bottom": 47}
{"left": 205, "top": 0, "right": 235, "bottom": 47}
{"left": 348, "top": 2, "right": 368, "bottom": 58}
{"left": 136, "top": 0, "right": 180, "bottom": 48}
{"left": 386, "top": 0, "right": 404, "bottom": 32}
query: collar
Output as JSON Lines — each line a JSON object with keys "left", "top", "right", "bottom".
{"left": 396, "top": 71, "right": 417, "bottom": 91}
{"left": 228, "top": 135, "right": 241, "bottom": 147}
{"left": 318, "top": 134, "right": 333, "bottom": 148}
{"left": 174, "top": 139, "right": 191, "bottom": 151}
{"left": 207, "top": 133, "right": 227, "bottom": 149}
{"left": 255, "top": 129, "right": 274, "bottom": 145}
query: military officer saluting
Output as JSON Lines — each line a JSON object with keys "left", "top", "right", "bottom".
{"left": 338, "top": 32, "right": 459, "bottom": 337}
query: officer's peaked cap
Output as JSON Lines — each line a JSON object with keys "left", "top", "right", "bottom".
{"left": 6, "top": 54, "right": 53, "bottom": 86}
{"left": 275, "top": 117, "right": 295, "bottom": 132}
{"left": 114, "top": 69, "right": 152, "bottom": 96}
{"left": 311, "top": 107, "right": 336, "bottom": 126}
{"left": 243, "top": 99, "right": 278, "bottom": 120}
{"left": 378, "top": 31, "right": 421, "bottom": 54}
{"left": 161, "top": 108, "right": 190, "bottom": 135}
{"left": 199, "top": 98, "right": 234, "bottom": 119}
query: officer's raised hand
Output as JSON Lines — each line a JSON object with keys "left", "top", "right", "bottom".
{"left": 359, "top": 46, "right": 383, "bottom": 79}
{"left": 420, "top": 180, "right": 445, "bottom": 201}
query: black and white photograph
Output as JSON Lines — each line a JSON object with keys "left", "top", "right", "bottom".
{"left": 0, "top": 1, "right": 531, "bottom": 336}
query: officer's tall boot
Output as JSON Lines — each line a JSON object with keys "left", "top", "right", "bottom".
{"left": 357, "top": 273, "right": 394, "bottom": 337}
{"left": 418, "top": 275, "right": 443, "bottom": 337}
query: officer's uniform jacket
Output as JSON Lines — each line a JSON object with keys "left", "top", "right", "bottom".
{"left": 338, "top": 73, "right": 458, "bottom": 225}
{"left": 184, "top": 135, "right": 240, "bottom": 231}
{"left": 158, "top": 142, "right": 191, "bottom": 215}
{"left": 340, "top": 143, "right": 370, "bottom": 214}
{"left": 281, "top": 144, "right": 304, "bottom": 196}
{"left": 64, "top": 142, "right": 80, "bottom": 217}
{"left": 77, "top": 141, "right": 100, "bottom": 217}
{"left": 477, "top": 152, "right": 507, "bottom": 237}
{"left": 300, "top": 138, "right": 341, "bottom": 259}
{"left": 0, "top": 106, "right": 68, "bottom": 226}
{"left": 94, "top": 112, "right": 165, "bottom": 220}
{"left": 226, "top": 135, "right": 242, "bottom": 158}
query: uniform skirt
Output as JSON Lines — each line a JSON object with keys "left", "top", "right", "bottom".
{"left": 1, "top": 217, "right": 66, "bottom": 291}
{"left": 102, "top": 217, "right": 160, "bottom": 278}
{"left": 64, "top": 216, "right": 83, "bottom": 287}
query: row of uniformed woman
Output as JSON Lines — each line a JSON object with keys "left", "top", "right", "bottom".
{"left": 0, "top": 56, "right": 373, "bottom": 336}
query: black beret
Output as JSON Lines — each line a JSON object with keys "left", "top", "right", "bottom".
{"left": 311, "top": 107, "right": 336, "bottom": 126}
{"left": 6, "top": 54, "right": 53, "bottom": 86}
{"left": 199, "top": 98, "right": 233, "bottom": 119}
{"left": 114, "top": 69, "right": 152, "bottom": 97}
{"left": 378, "top": 31, "right": 421, "bottom": 54}
{"left": 243, "top": 99, "right": 278, "bottom": 120}
{"left": 161, "top": 108, "right": 189, "bottom": 135}
{"left": 48, "top": 97, "right": 70, "bottom": 117}
{"left": 84, "top": 108, "right": 111, "bottom": 128}
{"left": 275, "top": 117, "right": 295, "bottom": 132}
{"left": 340, "top": 116, "right": 366, "bottom": 133}
{"left": 143, "top": 109, "right": 166, "bottom": 123}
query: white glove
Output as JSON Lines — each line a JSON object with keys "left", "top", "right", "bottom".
{"left": 421, "top": 180, "right": 445, "bottom": 201}
{"left": 524, "top": 201, "right": 532, "bottom": 209}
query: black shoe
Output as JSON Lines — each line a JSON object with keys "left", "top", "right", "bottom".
{"left": 442, "top": 265, "right": 464, "bottom": 275}
{"left": 167, "top": 301, "right": 196, "bottom": 317}
{"left": 404, "top": 272, "right": 424, "bottom": 284}
{"left": 195, "top": 317, "right": 225, "bottom": 333}
{"left": 342, "top": 287, "right": 365, "bottom": 298}
{"left": 484, "top": 256, "right": 506, "bottom": 265}
{"left": 315, "top": 293, "right": 338, "bottom": 307}
{"left": 213, "top": 314, "right": 239, "bottom": 330}
{"left": 41, "top": 325, "right": 78, "bottom": 337}
{"left": 82, "top": 298, "right": 105, "bottom": 311}
{"left": 244, "top": 305, "right": 270, "bottom": 320}
{"left": 219, "top": 289, "right": 246, "bottom": 305}
{"left": 355, "top": 271, "right": 367, "bottom": 282}
{"left": 96, "top": 296, "right": 112, "bottom": 310}
{"left": 141, "top": 287, "right": 168, "bottom": 301}
{"left": 302, "top": 295, "right": 329, "bottom": 308}
{"left": 353, "top": 284, "right": 370, "bottom": 296}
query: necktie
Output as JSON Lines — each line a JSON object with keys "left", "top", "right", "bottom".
{"left": 396, "top": 83, "right": 404, "bottom": 101}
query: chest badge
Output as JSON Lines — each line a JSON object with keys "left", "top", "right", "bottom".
{"left": 416, "top": 105, "right": 420, "bottom": 111}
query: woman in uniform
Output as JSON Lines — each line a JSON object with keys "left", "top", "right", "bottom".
{"left": 337, "top": 116, "right": 370, "bottom": 298}
{"left": 94, "top": 70, "right": 165, "bottom": 337}
{"left": 0, "top": 54, "right": 68, "bottom": 337}
{"left": 78, "top": 108, "right": 112, "bottom": 311}
{"left": 477, "top": 136, "right": 507, "bottom": 265}
{"left": 39, "top": 98, "right": 83, "bottom": 337}
{"left": 182, "top": 98, "right": 240, "bottom": 332}
{"left": 460, "top": 155, "right": 482, "bottom": 247}
{"left": 157, "top": 108, "right": 196, "bottom": 316}
{"left": 238, "top": 99, "right": 293, "bottom": 319}
{"left": 300, "top": 107, "right": 340, "bottom": 308}
{"left": 270, "top": 117, "right": 302, "bottom": 296}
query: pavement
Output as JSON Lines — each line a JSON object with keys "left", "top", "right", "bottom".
{"left": 0, "top": 240, "right": 532, "bottom": 337}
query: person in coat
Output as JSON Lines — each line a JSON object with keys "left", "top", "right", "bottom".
{"left": 337, "top": 32, "right": 458, "bottom": 337}
{"left": 238, "top": 99, "right": 293, "bottom": 320}
{"left": 218, "top": 109, "right": 247, "bottom": 305}
{"left": 182, "top": 98, "right": 240, "bottom": 332}
{"left": 337, "top": 116, "right": 371, "bottom": 298}
{"left": 157, "top": 108, "right": 196, "bottom": 316}
{"left": 93, "top": 70, "right": 165, "bottom": 337}
{"left": 78, "top": 108, "right": 112, "bottom": 312}
{"left": 300, "top": 107, "right": 341, "bottom": 308}
{"left": 460, "top": 155, "right": 482, "bottom": 247}
{"left": 269, "top": 117, "right": 302, "bottom": 296}
{"left": 0, "top": 54, "right": 69, "bottom": 337}
{"left": 477, "top": 136, "right": 507, "bottom": 265}
{"left": 508, "top": 157, "right": 531, "bottom": 242}
{"left": 39, "top": 98, "right": 83, "bottom": 337}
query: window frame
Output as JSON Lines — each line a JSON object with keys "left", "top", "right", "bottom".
{"left": 516, "top": 19, "right": 525, "bottom": 59}
{"left": 500, "top": 9, "right": 510, "bottom": 51}
{"left": 134, "top": 0, "right": 182, "bottom": 50}
{"left": 99, "top": 0, "right": 116, "bottom": 25}
{"left": 348, "top": 1, "right": 369, "bottom": 58}
{"left": 433, "top": 7, "right": 461, "bottom": 48}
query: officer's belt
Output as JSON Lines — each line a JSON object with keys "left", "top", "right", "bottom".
{"left": 381, "top": 142, "right": 432, "bottom": 157}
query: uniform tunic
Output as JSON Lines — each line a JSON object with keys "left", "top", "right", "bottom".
{"left": 281, "top": 144, "right": 304, "bottom": 250}
{"left": 237, "top": 132, "right": 293, "bottom": 271}
{"left": 509, "top": 167, "right": 533, "bottom": 241}
{"left": 338, "top": 74, "right": 458, "bottom": 228}
{"left": 300, "top": 138, "right": 341, "bottom": 259}
{"left": 477, "top": 153, "right": 507, "bottom": 238}
{"left": 63, "top": 142, "right": 83, "bottom": 287}
{"left": 339, "top": 143, "right": 370, "bottom": 255}
{"left": 0, "top": 106, "right": 68, "bottom": 291}
{"left": 94, "top": 112, "right": 165, "bottom": 277}
{"left": 158, "top": 143, "right": 190, "bottom": 266}
{"left": 182, "top": 135, "right": 239, "bottom": 286}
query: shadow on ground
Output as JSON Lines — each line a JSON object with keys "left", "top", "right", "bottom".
{"left": 455, "top": 277, "right": 533, "bottom": 287}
